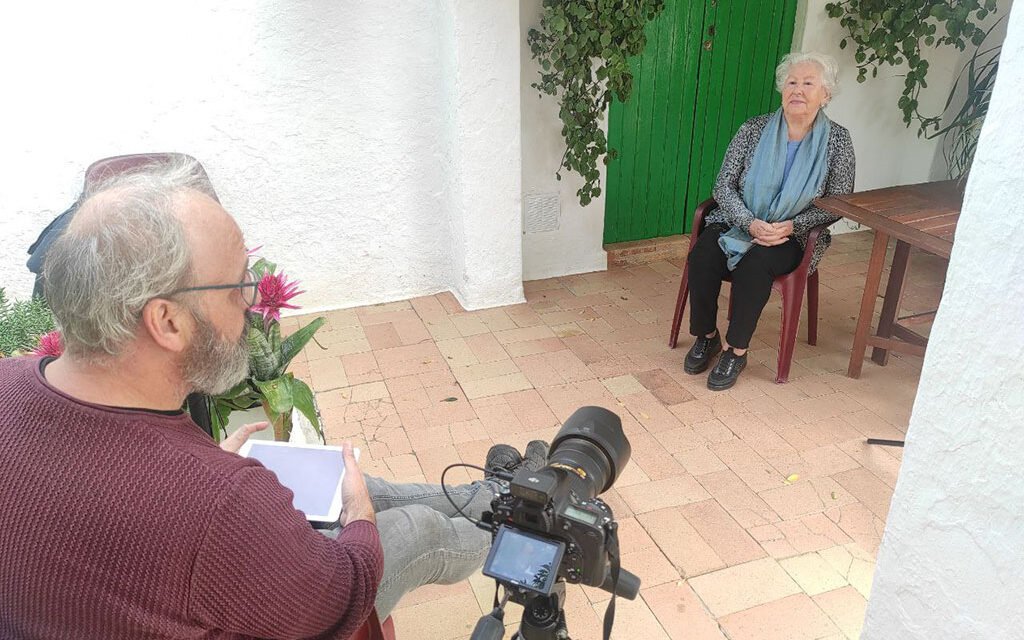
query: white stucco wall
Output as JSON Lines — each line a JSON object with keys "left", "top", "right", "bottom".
{"left": 794, "top": 0, "right": 1010, "bottom": 233}
{"left": 519, "top": 0, "right": 609, "bottom": 282}
{"left": 0, "top": 1, "right": 524, "bottom": 311}
{"left": 795, "top": 0, "right": 962, "bottom": 188}
{"left": 861, "top": 3, "right": 1024, "bottom": 638}
{"left": 446, "top": 1, "right": 526, "bottom": 308}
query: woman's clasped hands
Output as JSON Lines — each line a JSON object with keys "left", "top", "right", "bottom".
{"left": 750, "top": 219, "right": 794, "bottom": 246}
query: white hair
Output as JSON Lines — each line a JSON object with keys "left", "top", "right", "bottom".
{"left": 43, "top": 157, "right": 216, "bottom": 361}
{"left": 775, "top": 52, "right": 840, "bottom": 99}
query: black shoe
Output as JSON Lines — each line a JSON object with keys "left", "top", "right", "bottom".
{"left": 684, "top": 331, "right": 722, "bottom": 374}
{"left": 523, "top": 440, "right": 550, "bottom": 471}
{"left": 707, "top": 348, "right": 748, "bottom": 391}
{"left": 485, "top": 444, "right": 523, "bottom": 480}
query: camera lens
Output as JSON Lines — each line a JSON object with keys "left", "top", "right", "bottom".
{"left": 547, "top": 406, "right": 631, "bottom": 499}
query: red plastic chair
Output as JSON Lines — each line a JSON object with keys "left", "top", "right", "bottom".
{"left": 84, "top": 153, "right": 219, "bottom": 202}
{"left": 350, "top": 609, "right": 396, "bottom": 640}
{"left": 668, "top": 198, "right": 828, "bottom": 384}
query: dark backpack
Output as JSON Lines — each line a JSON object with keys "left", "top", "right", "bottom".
{"left": 26, "top": 199, "right": 80, "bottom": 298}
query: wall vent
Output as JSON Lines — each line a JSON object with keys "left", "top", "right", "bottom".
{"left": 524, "top": 193, "right": 560, "bottom": 234}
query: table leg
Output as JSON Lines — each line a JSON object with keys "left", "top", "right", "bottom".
{"left": 848, "top": 231, "right": 890, "bottom": 378}
{"left": 871, "top": 240, "right": 912, "bottom": 366}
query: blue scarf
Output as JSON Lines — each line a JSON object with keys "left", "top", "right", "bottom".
{"left": 718, "top": 108, "right": 831, "bottom": 270}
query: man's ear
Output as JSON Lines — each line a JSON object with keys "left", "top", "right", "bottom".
{"left": 140, "top": 298, "right": 191, "bottom": 354}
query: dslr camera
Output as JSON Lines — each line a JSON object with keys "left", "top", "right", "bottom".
{"left": 470, "top": 406, "right": 640, "bottom": 640}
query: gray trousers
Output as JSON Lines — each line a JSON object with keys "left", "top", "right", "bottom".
{"left": 325, "top": 475, "right": 499, "bottom": 619}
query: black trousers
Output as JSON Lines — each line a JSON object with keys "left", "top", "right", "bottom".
{"left": 687, "top": 223, "right": 803, "bottom": 350}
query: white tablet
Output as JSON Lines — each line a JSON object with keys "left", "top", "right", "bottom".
{"left": 238, "top": 441, "right": 359, "bottom": 527}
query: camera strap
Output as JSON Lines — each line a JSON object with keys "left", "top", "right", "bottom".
{"left": 602, "top": 522, "right": 621, "bottom": 640}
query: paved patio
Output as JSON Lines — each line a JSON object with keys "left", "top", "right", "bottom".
{"left": 284, "top": 230, "right": 946, "bottom": 640}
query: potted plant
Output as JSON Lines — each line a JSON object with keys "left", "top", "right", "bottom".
{"left": 4, "top": 268, "right": 325, "bottom": 444}
{"left": 0, "top": 287, "right": 58, "bottom": 358}
{"left": 208, "top": 258, "right": 326, "bottom": 444}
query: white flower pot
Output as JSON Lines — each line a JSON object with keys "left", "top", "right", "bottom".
{"left": 223, "top": 406, "right": 322, "bottom": 445}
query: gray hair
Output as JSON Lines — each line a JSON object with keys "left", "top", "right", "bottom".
{"left": 775, "top": 52, "right": 840, "bottom": 99}
{"left": 43, "top": 157, "right": 216, "bottom": 361}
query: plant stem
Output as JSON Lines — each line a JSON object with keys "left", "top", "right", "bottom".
{"left": 263, "top": 401, "right": 292, "bottom": 442}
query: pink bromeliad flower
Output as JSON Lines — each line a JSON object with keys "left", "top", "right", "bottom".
{"left": 251, "top": 271, "right": 304, "bottom": 324}
{"left": 33, "top": 331, "right": 64, "bottom": 358}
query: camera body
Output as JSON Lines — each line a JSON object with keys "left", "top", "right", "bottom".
{"left": 477, "top": 407, "right": 640, "bottom": 607}
{"left": 471, "top": 407, "right": 640, "bottom": 640}
{"left": 487, "top": 464, "right": 614, "bottom": 591}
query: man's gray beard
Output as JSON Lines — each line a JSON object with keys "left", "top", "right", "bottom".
{"left": 182, "top": 309, "right": 250, "bottom": 396}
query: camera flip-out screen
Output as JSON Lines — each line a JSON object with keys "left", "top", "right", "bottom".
{"left": 483, "top": 526, "right": 565, "bottom": 595}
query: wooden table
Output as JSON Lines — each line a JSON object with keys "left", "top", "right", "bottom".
{"left": 815, "top": 180, "right": 964, "bottom": 378}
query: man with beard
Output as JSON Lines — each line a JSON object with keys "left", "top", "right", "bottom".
{"left": 0, "top": 160, "right": 547, "bottom": 639}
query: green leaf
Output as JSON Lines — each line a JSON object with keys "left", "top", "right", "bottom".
{"left": 269, "top": 320, "right": 281, "bottom": 355}
{"left": 442, "top": 397, "right": 459, "bottom": 402}
{"left": 930, "top": 4, "right": 950, "bottom": 20}
{"left": 218, "top": 379, "right": 255, "bottom": 401}
{"left": 278, "top": 316, "right": 326, "bottom": 375}
{"left": 254, "top": 375, "right": 295, "bottom": 417}
{"left": 246, "top": 325, "right": 279, "bottom": 381}
{"left": 0, "top": 294, "right": 56, "bottom": 356}
{"left": 251, "top": 257, "right": 276, "bottom": 277}
{"left": 291, "top": 379, "right": 323, "bottom": 442}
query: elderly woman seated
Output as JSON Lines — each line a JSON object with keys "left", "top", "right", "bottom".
{"left": 684, "top": 52, "right": 856, "bottom": 390}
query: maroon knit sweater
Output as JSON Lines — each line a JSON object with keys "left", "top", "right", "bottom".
{"left": 0, "top": 356, "right": 383, "bottom": 639}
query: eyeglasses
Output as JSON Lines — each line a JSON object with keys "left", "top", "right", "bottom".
{"left": 165, "top": 268, "right": 261, "bottom": 308}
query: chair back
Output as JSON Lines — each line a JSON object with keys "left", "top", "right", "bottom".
{"left": 350, "top": 610, "right": 396, "bottom": 640}
{"left": 83, "top": 153, "right": 219, "bottom": 202}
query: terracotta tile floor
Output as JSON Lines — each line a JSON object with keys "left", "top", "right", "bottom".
{"left": 284, "top": 231, "right": 947, "bottom": 640}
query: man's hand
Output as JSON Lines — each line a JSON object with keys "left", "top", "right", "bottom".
{"left": 219, "top": 422, "right": 268, "bottom": 454}
{"left": 340, "top": 443, "right": 376, "bottom": 527}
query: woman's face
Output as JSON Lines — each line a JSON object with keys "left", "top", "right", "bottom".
{"left": 781, "top": 62, "right": 829, "bottom": 119}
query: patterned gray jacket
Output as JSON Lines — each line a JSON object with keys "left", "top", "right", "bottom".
{"left": 705, "top": 112, "right": 856, "bottom": 272}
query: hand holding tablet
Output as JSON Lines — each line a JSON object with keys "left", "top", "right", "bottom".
{"left": 337, "top": 442, "right": 376, "bottom": 527}
{"left": 238, "top": 440, "right": 368, "bottom": 528}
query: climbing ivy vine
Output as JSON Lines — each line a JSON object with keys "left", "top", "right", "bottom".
{"left": 528, "top": 0, "right": 665, "bottom": 206}
{"left": 825, "top": 0, "right": 1002, "bottom": 178}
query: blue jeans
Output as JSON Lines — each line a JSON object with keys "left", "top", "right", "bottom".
{"left": 325, "top": 476, "right": 500, "bottom": 618}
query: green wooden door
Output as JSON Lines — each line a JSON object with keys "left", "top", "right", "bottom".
{"left": 604, "top": 0, "right": 799, "bottom": 244}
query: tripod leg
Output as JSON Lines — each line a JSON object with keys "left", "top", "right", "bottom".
{"left": 866, "top": 438, "right": 905, "bottom": 447}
